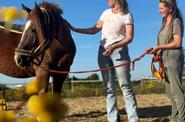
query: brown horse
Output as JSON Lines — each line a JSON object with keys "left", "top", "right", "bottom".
{"left": 0, "top": 25, "right": 35, "bottom": 78}
{"left": 14, "top": 2, "right": 76, "bottom": 93}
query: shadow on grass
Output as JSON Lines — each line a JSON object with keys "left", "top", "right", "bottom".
{"left": 120, "top": 105, "right": 171, "bottom": 118}
{"left": 66, "top": 111, "right": 107, "bottom": 118}
{"left": 66, "top": 105, "right": 171, "bottom": 119}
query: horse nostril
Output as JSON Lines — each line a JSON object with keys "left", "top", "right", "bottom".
{"left": 17, "top": 57, "right": 23, "bottom": 65}
{"left": 14, "top": 55, "right": 23, "bottom": 66}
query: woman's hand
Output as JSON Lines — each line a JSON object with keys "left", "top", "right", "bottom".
{"left": 103, "top": 45, "right": 116, "bottom": 56}
{"left": 149, "top": 46, "right": 161, "bottom": 54}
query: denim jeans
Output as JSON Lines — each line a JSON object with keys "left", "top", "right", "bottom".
{"left": 98, "top": 46, "right": 139, "bottom": 122}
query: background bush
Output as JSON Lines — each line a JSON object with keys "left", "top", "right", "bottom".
{"left": 1, "top": 79, "right": 185, "bottom": 101}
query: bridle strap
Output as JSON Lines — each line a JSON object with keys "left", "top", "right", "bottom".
{"left": 14, "top": 49, "right": 33, "bottom": 57}
{"left": 33, "top": 39, "right": 50, "bottom": 57}
{"left": 40, "top": 8, "right": 51, "bottom": 24}
{"left": 15, "top": 39, "right": 50, "bottom": 60}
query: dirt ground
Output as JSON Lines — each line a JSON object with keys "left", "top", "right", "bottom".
{"left": 13, "top": 94, "right": 171, "bottom": 122}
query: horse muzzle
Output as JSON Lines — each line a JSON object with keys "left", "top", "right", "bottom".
{"left": 14, "top": 54, "right": 31, "bottom": 68}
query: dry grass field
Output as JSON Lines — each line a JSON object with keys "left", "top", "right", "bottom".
{"left": 12, "top": 94, "right": 172, "bottom": 122}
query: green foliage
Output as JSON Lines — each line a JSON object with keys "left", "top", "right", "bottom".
{"left": 4, "top": 87, "right": 28, "bottom": 101}
{"left": 3, "top": 79, "right": 185, "bottom": 101}
{"left": 132, "top": 80, "right": 165, "bottom": 94}
{"left": 62, "top": 81, "right": 104, "bottom": 98}
{"left": 0, "top": 20, "right": 23, "bottom": 31}
{"left": 4, "top": 89, "right": 15, "bottom": 101}
{"left": 0, "top": 21, "right": 5, "bottom": 26}
{"left": 0, "top": 84, "right": 8, "bottom": 91}
{"left": 62, "top": 79, "right": 166, "bottom": 98}
{"left": 14, "top": 87, "right": 27, "bottom": 101}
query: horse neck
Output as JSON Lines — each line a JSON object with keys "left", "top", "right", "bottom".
{"left": 56, "top": 17, "right": 74, "bottom": 47}
{"left": 46, "top": 15, "right": 75, "bottom": 54}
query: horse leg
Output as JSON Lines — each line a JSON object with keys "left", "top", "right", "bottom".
{"left": 35, "top": 68, "right": 50, "bottom": 94}
{"left": 52, "top": 53, "right": 74, "bottom": 93}
{"left": 52, "top": 74, "right": 68, "bottom": 93}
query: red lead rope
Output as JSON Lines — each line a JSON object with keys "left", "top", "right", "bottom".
{"left": 39, "top": 48, "right": 153, "bottom": 74}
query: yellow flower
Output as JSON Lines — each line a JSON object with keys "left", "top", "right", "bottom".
{"left": 0, "top": 110, "right": 16, "bottom": 122}
{"left": 0, "top": 6, "right": 28, "bottom": 30}
{"left": 26, "top": 79, "right": 43, "bottom": 95}
{"left": 17, "top": 117, "right": 37, "bottom": 122}
{"left": 0, "top": 7, "right": 20, "bottom": 21}
{"left": 27, "top": 95, "right": 43, "bottom": 115}
{"left": 27, "top": 93, "right": 68, "bottom": 122}
{"left": 37, "top": 112, "right": 54, "bottom": 122}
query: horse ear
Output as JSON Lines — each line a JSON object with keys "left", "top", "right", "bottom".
{"left": 21, "top": 4, "right": 32, "bottom": 13}
{"left": 35, "top": 2, "right": 41, "bottom": 11}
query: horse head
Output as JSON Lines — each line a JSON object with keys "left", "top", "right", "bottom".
{"left": 14, "top": 2, "right": 76, "bottom": 93}
{"left": 14, "top": 2, "right": 62, "bottom": 68}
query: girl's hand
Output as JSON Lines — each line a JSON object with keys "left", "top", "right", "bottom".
{"left": 103, "top": 45, "right": 116, "bottom": 56}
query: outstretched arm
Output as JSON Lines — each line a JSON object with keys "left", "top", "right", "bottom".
{"left": 67, "top": 20, "right": 103, "bottom": 35}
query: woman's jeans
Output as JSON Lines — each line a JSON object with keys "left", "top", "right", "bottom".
{"left": 98, "top": 46, "right": 139, "bottom": 122}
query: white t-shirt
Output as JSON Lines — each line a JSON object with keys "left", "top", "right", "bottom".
{"left": 99, "top": 9, "right": 133, "bottom": 48}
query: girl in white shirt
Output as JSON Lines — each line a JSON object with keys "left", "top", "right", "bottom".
{"left": 67, "top": 0, "right": 139, "bottom": 121}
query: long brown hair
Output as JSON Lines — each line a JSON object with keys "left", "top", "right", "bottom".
{"left": 159, "top": 0, "right": 184, "bottom": 36}
{"left": 114, "top": 0, "right": 129, "bottom": 14}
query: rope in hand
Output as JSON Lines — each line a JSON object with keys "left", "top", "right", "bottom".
{"left": 38, "top": 48, "right": 153, "bottom": 74}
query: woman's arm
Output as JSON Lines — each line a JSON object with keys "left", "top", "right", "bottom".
{"left": 150, "top": 34, "right": 182, "bottom": 54}
{"left": 103, "top": 24, "right": 134, "bottom": 56}
{"left": 113, "top": 24, "right": 134, "bottom": 48}
{"left": 150, "top": 18, "right": 183, "bottom": 54}
{"left": 69, "top": 20, "right": 103, "bottom": 35}
{"left": 157, "top": 34, "right": 182, "bottom": 49}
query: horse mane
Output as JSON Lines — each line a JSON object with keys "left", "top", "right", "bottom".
{"left": 39, "top": 2, "right": 63, "bottom": 15}
{"left": 29, "top": 2, "right": 65, "bottom": 42}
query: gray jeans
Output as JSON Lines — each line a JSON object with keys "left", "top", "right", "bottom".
{"left": 98, "top": 46, "right": 139, "bottom": 122}
{"left": 164, "top": 66, "right": 185, "bottom": 122}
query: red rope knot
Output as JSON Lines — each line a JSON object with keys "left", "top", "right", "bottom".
{"left": 146, "top": 48, "right": 153, "bottom": 54}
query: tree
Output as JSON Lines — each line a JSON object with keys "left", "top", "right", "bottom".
{"left": 0, "top": 20, "right": 24, "bottom": 31}
{"left": 65, "top": 75, "right": 70, "bottom": 81}
{"left": 71, "top": 76, "right": 79, "bottom": 81}
{"left": 0, "top": 84, "right": 7, "bottom": 91}
{"left": 86, "top": 73, "right": 99, "bottom": 80}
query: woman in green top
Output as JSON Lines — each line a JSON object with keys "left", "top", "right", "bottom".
{"left": 151, "top": 0, "right": 184, "bottom": 121}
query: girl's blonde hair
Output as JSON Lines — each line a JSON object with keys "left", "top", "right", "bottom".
{"left": 114, "top": 0, "right": 129, "bottom": 14}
